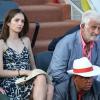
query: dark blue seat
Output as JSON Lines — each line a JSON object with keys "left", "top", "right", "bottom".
{"left": 0, "top": 94, "right": 10, "bottom": 100}
{"left": 34, "top": 51, "right": 53, "bottom": 72}
{"left": 48, "top": 24, "right": 80, "bottom": 51}
{"left": 0, "top": 0, "right": 18, "bottom": 23}
{"left": 0, "top": 1, "right": 18, "bottom": 99}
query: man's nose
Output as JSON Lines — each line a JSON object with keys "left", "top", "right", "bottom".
{"left": 94, "top": 28, "right": 100, "bottom": 35}
{"left": 87, "top": 78, "right": 93, "bottom": 83}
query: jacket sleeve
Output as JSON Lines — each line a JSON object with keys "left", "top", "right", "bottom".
{"left": 47, "top": 36, "right": 71, "bottom": 84}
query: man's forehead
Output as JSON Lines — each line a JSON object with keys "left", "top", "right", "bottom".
{"left": 75, "top": 75, "right": 92, "bottom": 79}
{"left": 88, "top": 19, "right": 100, "bottom": 25}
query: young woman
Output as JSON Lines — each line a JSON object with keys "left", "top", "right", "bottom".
{"left": 0, "top": 8, "right": 53, "bottom": 100}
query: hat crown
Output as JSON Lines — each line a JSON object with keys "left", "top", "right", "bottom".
{"left": 73, "top": 57, "right": 92, "bottom": 69}
{"left": 67, "top": 57, "right": 100, "bottom": 77}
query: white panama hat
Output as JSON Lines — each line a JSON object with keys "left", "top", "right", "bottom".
{"left": 67, "top": 57, "right": 100, "bottom": 77}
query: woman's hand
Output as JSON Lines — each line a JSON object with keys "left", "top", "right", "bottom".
{"left": 19, "top": 70, "right": 32, "bottom": 76}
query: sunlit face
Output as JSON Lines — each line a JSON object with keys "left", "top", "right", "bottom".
{"left": 73, "top": 75, "right": 93, "bottom": 92}
{"left": 8, "top": 13, "right": 25, "bottom": 34}
{"left": 81, "top": 19, "right": 100, "bottom": 43}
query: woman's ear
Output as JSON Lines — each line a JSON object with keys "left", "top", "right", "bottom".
{"left": 7, "top": 23, "right": 10, "bottom": 27}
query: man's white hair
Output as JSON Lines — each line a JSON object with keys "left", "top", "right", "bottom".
{"left": 81, "top": 10, "right": 100, "bottom": 24}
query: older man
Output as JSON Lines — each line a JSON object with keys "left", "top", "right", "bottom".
{"left": 48, "top": 10, "right": 100, "bottom": 100}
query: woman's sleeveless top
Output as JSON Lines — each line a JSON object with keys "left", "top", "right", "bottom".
{"left": 0, "top": 40, "right": 33, "bottom": 100}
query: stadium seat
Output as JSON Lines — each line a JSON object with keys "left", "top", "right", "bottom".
{"left": 0, "top": 0, "right": 18, "bottom": 24}
{"left": 34, "top": 51, "right": 53, "bottom": 72}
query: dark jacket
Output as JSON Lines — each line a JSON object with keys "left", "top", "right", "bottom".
{"left": 53, "top": 77, "right": 100, "bottom": 100}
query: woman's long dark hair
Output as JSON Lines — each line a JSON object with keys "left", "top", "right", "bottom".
{"left": 0, "top": 8, "right": 29, "bottom": 42}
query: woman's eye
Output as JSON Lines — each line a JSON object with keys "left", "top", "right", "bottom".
{"left": 15, "top": 19, "right": 19, "bottom": 22}
{"left": 21, "top": 20, "right": 24, "bottom": 23}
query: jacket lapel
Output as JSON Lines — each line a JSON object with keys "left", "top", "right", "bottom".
{"left": 74, "top": 31, "right": 83, "bottom": 58}
{"left": 91, "top": 43, "right": 98, "bottom": 64}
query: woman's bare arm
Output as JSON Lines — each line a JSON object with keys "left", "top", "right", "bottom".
{"left": 23, "top": 37, "right": 36, "bottom": 69}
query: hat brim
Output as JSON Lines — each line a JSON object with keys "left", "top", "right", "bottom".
{"left": 67, "top": 65, "right": 100, "bottom": 77}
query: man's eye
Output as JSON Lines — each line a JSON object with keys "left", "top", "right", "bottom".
{"left": 92, "top": 26, "right": 96, "bottom": 29}
{"left": 15, "top": 19, "right": 19, "bottom": 22}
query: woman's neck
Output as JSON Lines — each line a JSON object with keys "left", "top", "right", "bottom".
{"left": 8, "top": 33, "right": 19, "bottom": 40}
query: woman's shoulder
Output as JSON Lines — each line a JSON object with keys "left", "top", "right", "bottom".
{"left": 22, "top": 36, "right": 31, "bottom": 43}
{"left": 21, "top": 36, "right": 31, "bottom": 48}
{"left": 0, "top": 39, "right": 6, "bottom": 51}
{"left": 0, "top": 39, "right": 5, "bottom": 46}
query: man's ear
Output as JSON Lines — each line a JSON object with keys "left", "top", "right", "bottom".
{"left": 72, "top": 75, "right": 77, "bottom": 80}
{"left": 80, "top": 24, "right": 85, "bottom": 29}
{"left": 80, "top": 24, "right": 85, "bottom": 32}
